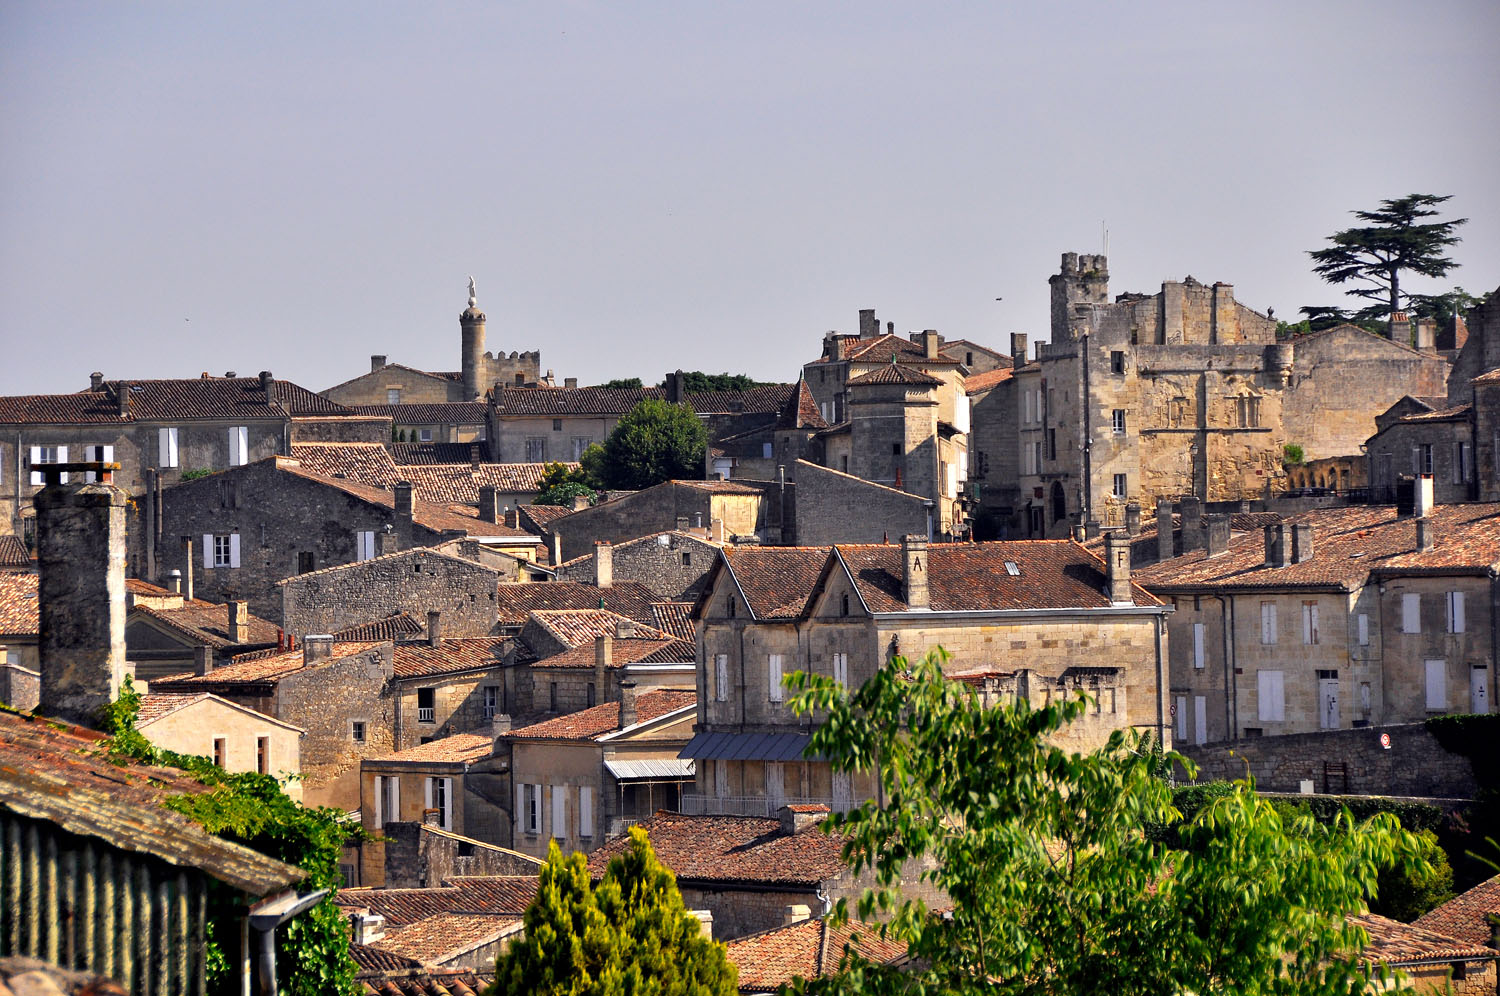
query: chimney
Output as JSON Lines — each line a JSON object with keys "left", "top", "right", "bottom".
{"left": 1414, "top": 474, "right": 1434, "bottom": 519}
{"left": 1124, "top": 502, "right": 1142, "bottom": 536}
{"left": 1291, "top": 522, "right": 1315, "bottom": 563}
{"left": 824, "top": 332, "right": 844, "bottom": 362}
{"left": 193, "top": 644, "right": 215, "bottom": 676}
{"left": 89, "top": 372, "right": 104, "bottom": 391}
{"left": 1104, "top": 531, "right": 1133, "bottom": 605}
{"left": 1389, "top": 311, "right": 1412, "bottom": 343}
{"left": 687, "top": 909, "right": 713, "bottom": 940}
{"left": 564, "top": 377, "right": 578, "bottom": 389}
{"left": 35, "top": 468, "right": 128, "bottom": 726}
{"left": 1205, "top": 515, "right": 1231, "bottom": 557}
{"left": 594, "top": 541, "right": 613, "bottom": 588}
{"left": 922, "top": 329, "right": 940, "bottom": 360}
{"left": 777, "top": 804, "right": 829, "bottom": 836}
{"left": 1416, "top": 516, "right": 1435, "bottom": 553}
{"left": 1264, "top": 524, "right": 1291, "bottom": 568}
{"left": 504, "top": 507, "right": 520, "bottom": 529}
{"left": 422, "top": 808, "right": 441, "bottom": 826}
{"left": 478, "top": 486, "right": 500, "bottom": 523}
{"left": 550, "top": 533, "right": 562, "bottom": 566}
{"left": 427, "top": 610, "right": 442, "bottom": 647}
{"left": 782, "top": 905, "right": 811, "bottom": 927}
{"left": 676, "top": 516, "right": 690, "bottom": 532}
{"left": 228, "top": 600, "right": 249, "bottom": 644}
{"left": 1156, "top": 499, "right": 1175, "bottom": 562}
{"left": 1010, "top": 333, "right": 1028, "bottom": 367}
{"left": 490, "top": 712, "right": 512, "bottom": 746}
{"left": 666, "top": 370, "right": 685, "bottom": 404}
{"left": 166, "top": 569, "right": 182, "bottom": 594}
{"left": 901, "top": 534, "right": 929, "bottom": 609}
{"left": 350, "top": 912, "right": 386, "bottom": 946}
{"left": 116, "top": 382, "right": 132, "bottom": 417}
{"left": 1179, "top": 496, "right": 1204, "bottom": 552}
{"left": 615, "top": 618, "right": 636, "bottom": 639}
{"left": 259, "top": 371, "right": 275, "bottom": 400}
{"left": 370, "top": 355, "right": 387, "bottom": 372}
{"left": 858, "top": 308, "right": 878, "bottom": 338}
{"left": 470, "top": 444, "right": 481, "bottom": 470}
{"left": 595, "top": 634, "right": 612, "bottom": 694}
{"left": 303, "top": 635, "right": 335, "bottom": 664}
{"left": 1072, "top": 523, "right": 1086, "bottom": 542}
{"left": 571, "top": 494, "right": 590, "bottom": 511}
{"left": 618, "top": 679, "right": 637, "bottom": 728}
{"left": 1414, "top": 317, "right": 1437, "bottom": 352}
{"left": 394, "top": 482, "right": 414, "bottom": 520}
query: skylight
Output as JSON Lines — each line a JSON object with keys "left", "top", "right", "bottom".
{"left": 1004, "top": 561, "right": 1020, "bottom": 576}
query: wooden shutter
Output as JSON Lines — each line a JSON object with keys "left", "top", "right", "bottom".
{"left": 715, "top": 654, "right": 728, "bottom": 702}
{"left": 203, "top": 534, "right": 214, "bottom": 569}
{"left": 229, "top": 533, "right": 241, "bottom": 568}
{"left": 1448, "top": 591, "right": 1465, "bottom": 634}
{"left": 1358, "top": 613, "right": 1369, "bottom": 646}
{"left": 1403, "top": 593, "right": 1421, "bottom": 633}
{"left": 1425, "top": 660, "right": 1446, "bottom": 710}
{"left": 579, "top": 786, "right": 593, "bottom": 838}
{"left": 551, "top": 785, "right": 565, "bottom": 839}
{"left": 1192, "top": 623, "right": 1205, "bottom": 669}
{"left": 29, "top": 446, "right": 42, "bottom": 486}
{"left": 768, "top": 654, "right": 783, "bottom": 702}
{"left": 1175, "top": 696, "right": 1188, "bottom": 741}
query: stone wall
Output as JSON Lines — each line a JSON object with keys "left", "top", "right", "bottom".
{"left": 789, "top": 460, "right": 929, "bottom": 546}
{"left": 0, "top": 662, "right": 39, "bottom": 711}
{"left": 676, "top": 884, "right": 827, "bottom": 942}
{"left": 1175, "top": 723, "right": 1478, "bottom": 797}
{"left": 287, "top": 415, "right": 393, "bottom": 444}
{"left": 381, "top": 821, "right": 540, "bottom": 889}
{"left": 553, "top": 532, "right": 718, "bottom": 601}
{"left": 550, "top": 483, "right": 773, "bottom": 562}
{"left": 280, "top": 547, "right": 502, "bottom": 637}
{"left": 323, "top": 367, "right": 460, "bottom": 407}
{"left": 1366, "top": 416, "right": 1473, "bottom": 504}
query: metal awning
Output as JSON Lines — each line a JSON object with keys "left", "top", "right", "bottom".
{"left": 604, "top": 758, "right": 695, "bottom": 781}
{"left": 678, "top": 732, "right": 819, "bottom": 762}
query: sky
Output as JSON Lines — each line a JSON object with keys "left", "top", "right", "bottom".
{"left": 2, "top": 1, "right": 1497, "bottom": 396}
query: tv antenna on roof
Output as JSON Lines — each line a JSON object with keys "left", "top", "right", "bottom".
{"left": 1101, "top": 221, "right": 1109, "bottom": 257}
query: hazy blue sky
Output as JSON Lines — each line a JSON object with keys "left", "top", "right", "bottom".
{"left": 3, "top": 1, "right": 1497, "bottom": 395}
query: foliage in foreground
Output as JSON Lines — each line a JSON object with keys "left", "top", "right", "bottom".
{"left": 102, "top": 679, "right": 363, "bottom": 996}
{"left": 785, "top": 649, "right": 1427, "bottom": 996}
{"left": 490, "top": 828, "right": 737, "bottom": 996}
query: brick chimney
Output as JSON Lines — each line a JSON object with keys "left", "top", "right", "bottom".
{"left": 777, "top": 804, "right": 829, "bottom": 836}
{"left": 1104, "top": 531, "right": 1133, "bottom": 605}
{"left": 1156, "top": 499, "right": 1175, "bottom": 563}
{"left": 1291, "top": 523, "right": 1315, "bottom": 563}
{"left": 228, "top": 600, "right": 250, "bottom": 644}
{"left": 618, "top": 679, "right": 637, "bottom": 728}
{"left": 594, "top": 541, "right": 613, "bottom": 588}
{"left": 1389, "top": 311, "right": 1412, "bottom": 343}
{"left": 478, "top": 485, "right": 500, "bottom": 524}
{"left": 901, "top": 534, "right": 929, "bottom": 609}
{"left": 303, "top": 635, "right": 335, "bottom": 664}
{"left": 427, "top": 610, "right": 442, "bottom": 648}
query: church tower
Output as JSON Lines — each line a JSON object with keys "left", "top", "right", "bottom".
{"left": 460, "top": 277, "right": 486, "bottom": 401}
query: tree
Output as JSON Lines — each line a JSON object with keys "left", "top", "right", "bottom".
{"left": 597, "top": 400, "right": 707, "bottom": 491}
{"left": 671, "top": 372, "right": 767, "bottom": 393}
{"left": 535, "top": 461, "right": 598, "bottom": 507}
{"left": 1308, "top": 194, "right": 1467, "bottom": 328}
{"left": 491, "top": 831, "right": 738, "bottom": 996}
{"left": 785, "top": 648, "right": 1428, "bottom": 996}
{"left": 1406, "top": 286, "right": 1491, "bottom": 327}
{"left": 598, "top": 377, "right": 645, "bottom": 390}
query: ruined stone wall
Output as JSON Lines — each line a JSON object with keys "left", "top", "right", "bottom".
{"left": 280, "top": 548, "right": 501, "bottom": 638}
{"left": 479, "top": 351, "right": 543, "bottom": 393}
{"left": 287, "top": 416, "right": 392, "bottom": 444}
{"left": 380, "top": 821, "right": 539, "bottom": 889}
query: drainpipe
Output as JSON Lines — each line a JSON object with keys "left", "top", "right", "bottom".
{"left": 1153, "top": 611, "right": 1166, "bottom": 749}
{"left": 247, "top": 889, "right": 330, "bottom": 996}
{"left": 1490, "top": 569, "right": 1499, "bottom": 715}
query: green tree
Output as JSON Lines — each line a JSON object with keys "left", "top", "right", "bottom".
{"left": 1308, "top": 194, "right": 1467, "bottom": 329}
{"left": 1370, "top": 828, "right": 1454, "bottom": 921}
{"left": 1406, "top": 286, "right": 1491, "bottom": 327}
{"left": 535, "top": 461, "right": 598, "bottom": 507}
{"left": 786, "top": 648, "right": 1427, "bottom": 996}
{"left": 598, "top": 378, "right": 645, "bottom": 390}
{"left": 672, "top": 372, "right": 767, "bottom": 393}
{"left": 597, "top": 400, "right": 707, "bottom": 490}
{"left": 491, "top": 831, "right": 737, "bottom": 996}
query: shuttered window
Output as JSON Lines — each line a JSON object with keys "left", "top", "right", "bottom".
{"left": 579, "top": 787, "right": 593, "bottom": 839}
{"left": 228, "top": 426, "right": 249, "bottom": 466}
{"left": 1192, "top": 623, "right": 1205, "bottom": 669}
{"left": 1402, "top": 593, "right": 1421, "bottom": 633}
{"left": 1424, "top": 660, "right": 1447, "bottom": 710}
{"left": 551, "top": 785, "right": 566, "bottom": 839}
{"left": 1358, "top": 613, "right": 1369, "bottom": 646}
{"left": 715, "top": 654, "right": 729, "bottom": 702}
{"left": 159, "top": 428, "right": 179, "bottom": 468}
{"left": 356, "top": 530, "right": 376, "bottom": 561}
{"left": 767, "top": 654, "right": 784, "bottom": 702}
{"left": 1257, "top": 670, "right": 1285, "bottom": 722}
{"left": 1260, "top": 603, "right": 1277, "bottom": 645}
{"left": 1302, "top": 601, "right": 1319, "bottom": 645}
{"left": 832, "top": 653, "right": 849, "bottom": 688}
{"left": 1447, "top": 591, "right": 1465, "bottom": 634}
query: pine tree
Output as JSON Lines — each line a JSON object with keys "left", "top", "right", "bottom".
{"left": 492, "top": 842, "right": 614, "bottom": 995}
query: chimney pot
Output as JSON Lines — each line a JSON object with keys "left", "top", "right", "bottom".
{"left": 167, "top": 569, "right": 182, "bottom": 594}
{"left": 901, "top": 534, "right": 929, "bottom": 609}
{"left": 303, "top": 635, "right": 335, "bottom": 664}
{"left": 594, "top": 541, "right": 613, "bottom": 588}
{"left": 427, "top": 610, "right": 442, "bottom": 647}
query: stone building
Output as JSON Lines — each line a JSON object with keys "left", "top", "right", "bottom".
{"left": 124, "top": 579, "right": 281, "bottom": 678}
{"left": 990, "top": 253, "right": 1450, "bottom": 537}
{"left": 1354, "top": 912, "right": 1497, "bottom": 995}
{"left": 707, "top": 379, "right": 828, "bottom": 482}
{"left": 548, "top": 480, "right": 775, "bottom": 562}
{"left": 348, "top": 402, "right": 490, "bottom": 444}
{"left": 0, "top": 571, "right": 39, "bottom": 675}
{"left": 134, "top": 691, "right": 306, "bottom": 799}
{"left": 685, "top": 536, "right": 1169, "bottom": 815}
{"left": 290, "top": 439, "right": 568, "bottom": 511}
{"left": 361, "top": 733, "right": 495, "bottom": 840}
{"left": 1136, "top": 491, "right": 1497, "bottom": 744}
{"left": 725, "top": 915, "right": 909, "bottom": 994}
{"left": 552, "top": 531, "right": 722, "bottom": 601}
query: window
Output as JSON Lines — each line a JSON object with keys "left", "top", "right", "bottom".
{"left": 768, "top": 654, "right": 784, "bottom": 702}
{"left": 228, "top": 426, "right": 249, "bottom": 466}
{"left": 1111, "top": 409, "right": 1126, "bottom": 435}
{"left": 840, "top": 592, "right": 851, "bottom": 615}
{"left": 762, "top": 441, "right": 774, "bottom": 459}
{"left": 212, "top": 738, "right": 226, "bottom": 767}
{"left": 1110, "top": 351, "right": 1125, "bottom": 375}
{"left": 483, "top": 686, "right": 499, "bottom": 721}
{"left": 518, "top": 783, "right": 542, "bottom": 834}
{"left": 1447, "top": 591, "right": 1465, "bottom": 633}
{"left": 386, "top": 388, "right": 401, "bottom": 404}
{"left": 1112, "top": 474, "right": 1127, "bottom": 499}
{"left": 681, "top": 552, "right": 692, "bottom": 566}
{"left": 1235, "top": 396, "right": 1261, "bottom": 428}
{"left": 587, "top": 682, "right": 596, "bottom": 706}
{"left": 1192, "top": 623, "right": 1205, "bottom": 670}
{"left": 1302, "top": 601, "right": 1319, "bottom": 645}
{"left": 549, "top": 682, "right": 558, "bottom": 711}
{"left": 80, "top": 445, "right": 114, "bottom": 482}
{"left": 206, "top": 533, "right": 240, "bottom": 569}
{"left": 426, "top": 776, "right": 452, "bottom": 830}
{"left": 572, "top": 437, "right": 592, "bottom": 461}
{"left": 1257, "top": 670, "right": 1285, "bottom": 722}
{"left": 1047, "top": 428, "right": 1057, "bottom": 461}
{"left": 715, "top": 654, "right": 729, "bottom": 702}
{"left": 256, "top": 737, "right": 270, "bottom": 774}
{"left": 966, "top": 351, "right": 974, "bottom": 366}
{"left": 1033, "top": 441, "right": 1043, "bottom": 474}
{"left": 551, "top": 784, "right": 566, "bottom": 839}
{"left": 1259, "top": 602, "right": 1277, "bottom": 645}
{"left": 417, "top": 687, "right": 435, "bottom": 723}
{"left": 832, "top": 653, "right": 849, "bottom": 688}
{"left": 351, "top": 722, "right": 366, "bottom": 743}
{"left": 298, "top": 551, "right": 315, "bottom": 574}
{"left": 159, "top": 428, "right": 179, "bottom": 468}
{"left": 1402, "top": 593, "right": 1421, "bottom": 633}
{"left": 891, "top": 442, "right": 901, "bottom": 455}
{"left": 579, "top": 786, "right": 593, "bottom": 838}
{"left": 1424, "top": 660, "right": 1446, "bottom": 710}
{"left": 375, "top": 775, "right": 400, "bottom": 826}
{"left": 28, "top": 445, "right": 67, "bottom": 486}
{"left": 1024, "top": 391, "right": 1034, "bottom": 424}
{"left": 1454, "top": 442, "right": 1471, "bottom": 484}
{"left": 1004, "top": 561, "right": 1020, "bottom": 576}
{"left": 418, "top": 428, "right": 434, "bottom": 442}
{"left": 525, "top": 438, "right": 546, "bottom": 462}
{"left": 1413, "top": 444, "right": 1434, "bottom": 475}
{"left": 552, "top": 418, "right": 563, "bottom": 431}
{"left": 1357, "top": 613, "right": 1369, "bottom": 646}
{"left": 356, "top": 530, "right": 376, "bottom": 561}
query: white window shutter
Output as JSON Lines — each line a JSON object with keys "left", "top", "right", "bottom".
{"left": 1192, "top": 623, "right": 1205, "bottom": 669}
{"left": 29, "top": 446, "right": 41, "bottom": 486}
{"left": 102, "top": 445, "right": 113, "bottom": 464}
{"left": 1449, "top": 592, "right": 1465, "bottom": 633}
{"left": 424, "top": 777, "right": 433, "bottom": 812}
{"left": 768, "top": 654, "right": 783, "bottom": 702}
{"left": 159, "top": 429, "right": 170, "bottom": 466}
{"left": 515, "top": 783, "right": 524, "bottom": 833}
{"left": 229, "top": 533, "right": 241, "bottom": 568}
{"left": 391, "top": 778, "right": 399, "bottom": 819}
{"left": 715, "top": 655, "right": 728, "bottom": 702}
{"left": 551, "top": 785, "right": 565, "bottom": 839}
{"left": 442, "top": 778, "right": 453, "bottom": 830}
{"left": 579, "top": 786, "right": 593, "bottom": 838}
{"left": 1403, "top": 593, "right": 1421, "bottom": 633}
{"left": 532, "top": 784, "right": 542, "bottom": 832}
{"left": 374, "top": 777, "right": 384, "bottom": 827}
{"left": 1175, "top": 696, "right": 1188, "bottom": 740}
{"left": 56, "top": 445, "right": 67, "bottom": 483}
{"left": 1425, "top": 660, "right": 1446, "bottom": 710}
{"left": 1358, "top": 613, "right": 1369, "bottom": 646}
{"left": 203, "top": 535, "right": 214, "bottom": 569}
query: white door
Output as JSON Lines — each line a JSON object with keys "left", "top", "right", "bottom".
{"left": 1319, "top": 679, "right": 1340, "bottom": 729}
{"left": 1473, "top": 666, "right": 1491, "bottom": 714}
{"left": 1193, "top": 696, "right": 1207, "bottom": 745}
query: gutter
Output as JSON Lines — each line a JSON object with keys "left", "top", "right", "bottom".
{"left": 867, "top": 605, "right": 1170, "bottom": 622}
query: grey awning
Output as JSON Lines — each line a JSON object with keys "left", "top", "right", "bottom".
{"left": 679, "top": 732, "right": 819, "bottom": 762}
{"left": 604, "top": 758, "right": 695, "bottom": 781}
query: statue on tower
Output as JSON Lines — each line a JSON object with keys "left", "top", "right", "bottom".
{"left": 467, "top": 276, "right": 478, "bottom": 309}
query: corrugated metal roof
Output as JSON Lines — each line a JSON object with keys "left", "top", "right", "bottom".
{"left": 680, "top": 731, "right": 817, "bottom": 762}
{"left": 604, "top": 758, "right": 695, "bottom": 781}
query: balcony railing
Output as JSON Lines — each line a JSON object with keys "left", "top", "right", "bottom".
{"left": 679, "top": 793, "right": 847, "bottom": 817}
{"left": 417, "top": 707, "right": 435, "bottom": 723}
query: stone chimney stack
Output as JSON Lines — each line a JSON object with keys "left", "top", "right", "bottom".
{"left": 350, "top": 912, "right": 386, "bottom": 946}
{"left": 193, "top": 644, "right": 215, "bottom": 676}
{"left": 858, "top": 309, "right": 878, "bottom": 338}
{"left": 618, "top": 679, "right": 637, "bottom": 728}
{"left": 1389, "top": 311, "right": 1412, "bottom": 344}
{"left": 1414, "top": 474, "right": 1435, "bottom": 519}
{"left": 595, "top": 634, "right": 612, "bottom": 698}
{"left": 1156, "top": 499, "right": 1175, "bottom": 563}
{"left": 470, "top": 444, "right": 481, "bottom": 470}
{"left": 89, "top": 372, "right": 104, "bottom": 391}
{"left": 1414, "top": 317, "right": 1437, "bottom": 352}
{"left": 167, "top": 569, "right": 182, "bottom": 594}
{"left": 394, "top": 482, "right": 414, "bottom": 520}
{"left": 901, "top": 534, "right": 929, "bottom": 609}
{"left": 1264, "top": 524, "right": 1291, "bottom": 568}
{"left": 1291, "top": 523, "right": 1315, "bottom": 563}
{"left": 550, "top": 533, "right": 562, "bottom": 566}
{"left": 594, "top": 541, "right": 613, "bottom": 588}
{"left": 116, "top": 382, "right": 132, "bottom": 418}
{"left": 303, "top": 635, "right": 335, "bottom": 664}
{"left": 1010, "top": 333, "right": 1028, "bottom": 367}
{"left": 1205, "top": 515, "right": 1231, "bottom": 557}
{"left": 777, "top": 803, "right": 830, "bottom": 836}
{"left": 259, "top": 371, "right": 275, "bottom": 400}
{"left": 370, "top": 355, "right": 387, "bottom": 373}
{"left": 427, "top": 610, "right": 442, "bottom": 648}
{"left": 1179, "top": 496, "right": 1204, "bottom": 552}
{"left": 478, "top": 485, "right": 500, "bottom": 524}
{"left": 782, "top": 905, "right": 811, "bottom": 926}
{"left": 922, "top": 329, "right": 940, "bottom": 360}
{"left": 1416, "top": 516, "right": 1435, "bottom": 552}
{"left": 572, "top": 494, "right": 590, "bottom": 511}
{"left": 1104, "top": 531, "right": 1133, "bottom": 605}
{"left": 1125, "top": 502, "right": 1142, "bottom": 536}
{"left": 35, "top": 466, "right": 128, "bottom": 726}
{"left": 228, "top": 600, "right": 249, "bottom": 644}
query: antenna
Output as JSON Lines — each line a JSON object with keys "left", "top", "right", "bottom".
{"left": 1101, "top": 221, "right": 1109, "bottom": 258}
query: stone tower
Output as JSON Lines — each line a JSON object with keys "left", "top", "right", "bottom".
{"left": 847, "top": 362, "right": 941, "bottom": 501}
{"left": 34, "top": 468, "right": 127, "bottom": 726}
{"left": 460, "top": 278, "right": 487, "bottom": 402}
{"left": 1049, "top": 252, "right": 1110, "bottom": 341}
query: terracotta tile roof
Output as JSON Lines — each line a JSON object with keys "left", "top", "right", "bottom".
{"left": 841, "top": 334, "right": 959, "bottom": 366}
{"left": 526, "top": 609, "right": 672, "bottom": 648}
{"left": 0, "top": 573, "right": 39, "bottom": 635}
{"left": 720, "top": 547, "right": 833, "bottom": 620}
{"left": 0, "top": 377, "right": 349, "bottom": 425}
{"left": 725, "top": 918, "right": 907, "bottom": 991}
{"left": 133, "top": 692, "right": 210, "bottom": 725}
{"left": 529, "top": 637, "right": 691, "bottom": 669}
{"left": 964, "top": 367, "right": 1014, "bottom": 394}
{"left": 333, "top": 613, "right": 425, "bottom": 642}
{"left": 396, "top": 463, "right": 571, "bottom": 506}
{"left": 834, "top": 540, "right": 1161, "bottom": 611}
{"left": 1400, "top": 403, "right": 1471, "bottom": 422}
{"left": 846, "top": 363, "right": 943, "bottom": 387}
{"left": 289, "top": 442, "right": 401, "bottom": 484}
{"left": 335, "top": 876, "right": 539, "bottom": 926}
{"left": 0, "top": 536, "right": 31, "bottom": 569}
{"left": 1352, "top": 912, "right": 1497, "bottom": 965}
{"left": 777, "top": 380, "right": 829, "bottom": 430}
{"left": 494, "top": 581, "right": 661, "bottom": 627}
{"left": 125, "top": 578, "right": 172, "bottom": 595}
{"left": 684, "top": 385, "right": 795, "bottom": 416}
{"left": 516, "top": 504, "right": 574, "bottom": 529}
{"left": 650, "top": 602, "right": 696, "bottom": 642}
{"left": 1412, "top": 874, "right": 1500, "bottom": 948}
{"left": 507, "top": 689, "right": 696, "bottom": 741}
{"left": 1472, "top": 368, "right": 1500, "bottom": 384}
{"left": 358, "top": 970, "right": 490, "bottom": 996}
{"left": 489, "top": 385, "right": 794, "bottom": 418}
{"left": 152, "top": 641, "right": 384, "bottom": 692}
{"left": 390, "top": 443, "right": 485, "bottom": 465}
{"left": 369, "top": 733, "right": 494, "bottom": 764}
{"left": 587, "top": 812, "right": 845, "bottom": 887}
{"left": 375, "top": 912, "right": 521, "bottom": 965}
{"left": 129, "top": 601, "right": 280, "bottom": 648}
{"left": 350, "top": 944, "right": 422, "bottom": 973}
{"left": 1137, "top": 503, "right": 1500, "bottom": 593}
{"left": 391, "top": 638, "right": 511, "bottom": 678}
{"left": 349, "top": 403, "right": 488, "bottom": 424}
{"left": 275, "top": 461, "right": 531, "bottom": 539}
